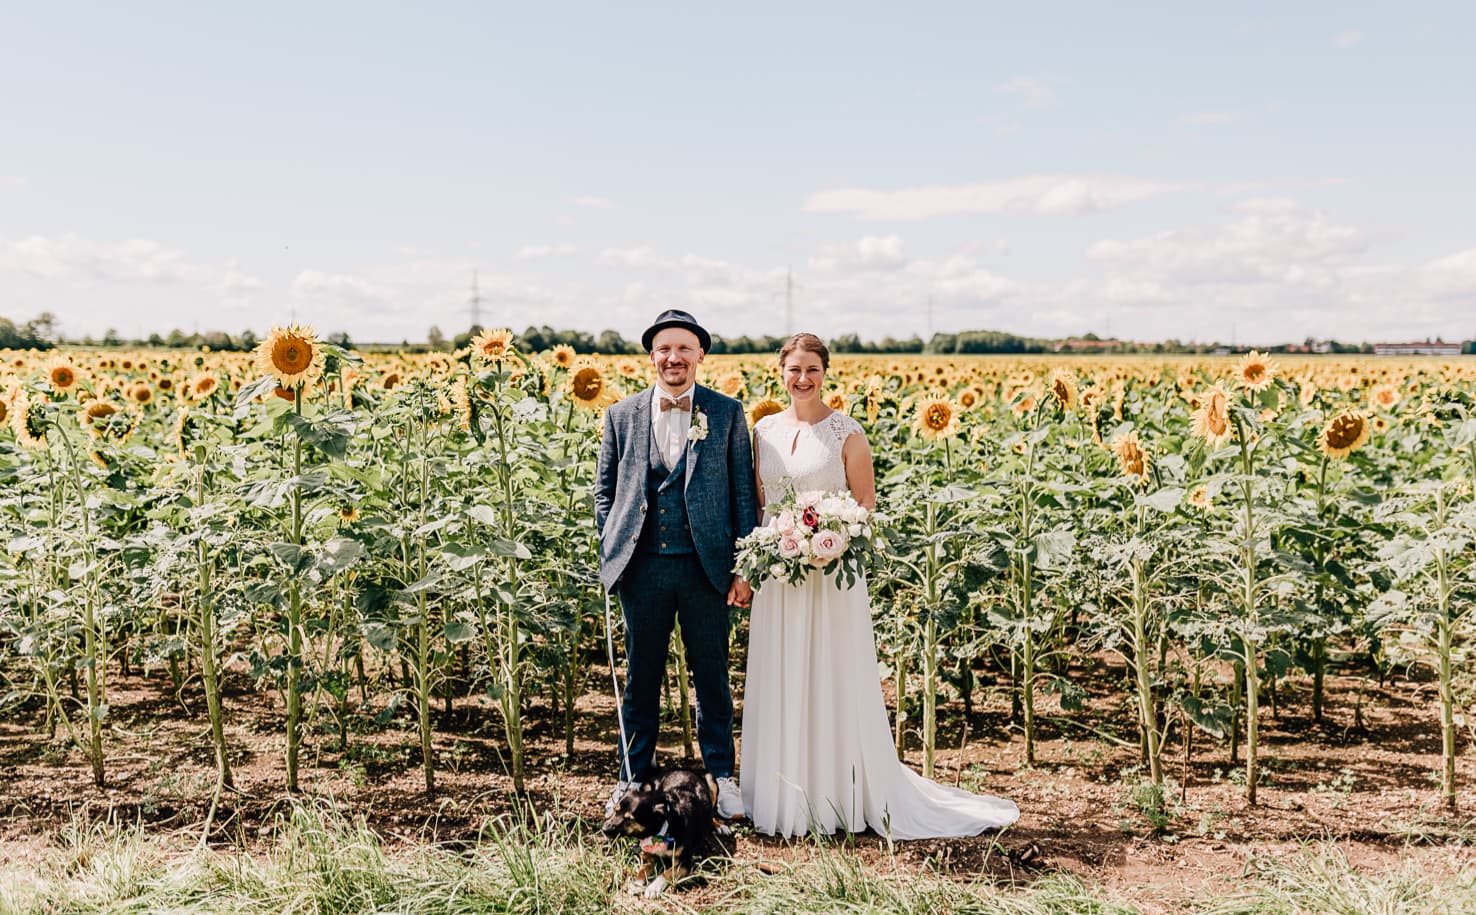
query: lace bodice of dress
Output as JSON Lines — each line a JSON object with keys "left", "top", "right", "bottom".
{"left": 755, "top": 410, "right": 865, "bottom": 508}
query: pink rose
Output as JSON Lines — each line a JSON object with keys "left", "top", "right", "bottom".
{"left": 810, "top": 529, "right": 848, "bottom": 563}
{"left": 775, "top": 510, "right": 797, "bottom": 535}
{"left": 777, "top": 536, "right": 803, "bottom": 559}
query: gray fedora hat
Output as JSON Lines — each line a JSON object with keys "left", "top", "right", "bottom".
{"left": 641, "top": 309, "right": 711, "bottom": 352}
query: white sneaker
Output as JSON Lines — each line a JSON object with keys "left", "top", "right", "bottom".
{"left": 604, "top": 780, "right": 632, "bottom": 818}
{"left": 715, "top": 776, "right": 744, "bottom": 819}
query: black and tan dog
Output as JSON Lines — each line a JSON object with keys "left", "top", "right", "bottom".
{"left": 601, "top": 769, "right": 721, "bottom": 898}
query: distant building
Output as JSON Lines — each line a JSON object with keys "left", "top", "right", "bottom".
{"left": 1053, "top": 338, "right": 1124, "bottom": 353}
{"left": 1373, "top": 342, "right": 1463, "bottom": 356}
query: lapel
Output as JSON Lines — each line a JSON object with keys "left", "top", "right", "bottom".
{"left": 683, "top": 384, "right": 707, "bottom": 491}
{"left": 633, "top": 387, "right": 653, "bottom": 484}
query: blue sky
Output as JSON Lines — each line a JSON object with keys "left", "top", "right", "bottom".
{"left": 2, "top": 2, "right": 1473, "bottom": 345}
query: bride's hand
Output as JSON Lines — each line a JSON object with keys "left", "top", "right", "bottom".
{"left": 727, "top": 577, "right": 752, "bottom": 608}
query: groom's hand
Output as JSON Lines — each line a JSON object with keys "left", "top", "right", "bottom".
{"left": 727, "top": 577, "right": 752, "bottom": 609}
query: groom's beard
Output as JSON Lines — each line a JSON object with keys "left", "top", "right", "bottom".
{"left": 656, "top": 362, "right": 694, "bottom": 389}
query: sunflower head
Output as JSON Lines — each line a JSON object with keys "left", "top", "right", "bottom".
{"left": 1237, "top": 350, "right": 1279, "bottom": 392}
{"left": 471, "top": 328, "right": 516, "bottom": 366}
{"left": 255, "top": 324, "right": 324, "bottom": 390}
{"left": 1319, "top": 410, "right": 1369, "bottom": 460}
{"left": 548, "top": 344, "right": 577, "bottom": 368}
{"left": 1049, "top": 371, "right": 1078, "bottom": 411}
{"left": 189, "top": 374, "right": 219, "bottom": 400}
{"left": 913, "top": 395, "right": 960, "bottom": 441}
{"left": 569, "top": 363, "right": 611, "bottom": 411}
{"left": 749, "top": 398, "right": 785, "bottom": 425}
{"left": 1111, "top": 430, "right": 1150, "bottom": 482}
{"left": 1370, "top": 384, "right": 1400, "bottom": 410}
{"left": 1191, "top": 383, "right": 1233, "bottom": 448}
{"left": 825, "top": 392, "right": 848, "bottom": 412}
{"left": 1188, "top": 485, "right": 1212, "bottom": 511}
{"left": 129, "top": 383, "right": 154, "bottom": 406}
{"left": 9, "top": 388, "right": 46, "bottom": 449}
{"left": 47, "top": 359, "right": 80, "bottom": 393}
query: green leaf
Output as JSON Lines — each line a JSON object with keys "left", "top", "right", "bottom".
{"left": 1142, "top": 487, "right": 1183, "bottom": 513}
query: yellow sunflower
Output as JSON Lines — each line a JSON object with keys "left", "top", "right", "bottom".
{"left": 1236, "top": 350, "right": 1278, "bottom": 392}
{"left": 128, "top": 383, "right": 154, "bottom": 406}
{"left": 913, "top": 395, "right": 960, "bottom": 440}
{"left": 47, "top": 359, "right": 81, "bottom": 394}
{"left": 470, "top": 327, "right": 516, "bottom": 366}
{"left": 1319, "top": 410, "right": 1369, "bottom": 460}
{"left": 718, "top": 372, "right": 745, "bottom": 397}
{"left": 255, "top": 324, "right": 324, "bottom": 389}
{"left": 449, "top": 379, "right": 472, "bottom": 431}
{"left": 749, "top": 398, "right": 785, "bottom": 425}
{"left": 1049, "top": 371, "right": 1078, "bottom": 411}
{"left": 548, "top": 344, "right": 577, "bottom": 369}
{"left": 1188, "top": 485, "right": 1212, "bottom": 511}
{"left": 826, "top": 391, "right": 848, "bottom": 412}
{"left": 189, "top": 373, "right": 219, "bottom": 400}
{"left": 9, "top": 388, "right": 46, "bottom": 449}
{"left": 1111, "top": 430, "right": 1150, "bottom": 481}
{"left": 1369, "top": 384, "right": 1400, "bottom": 410}
{"left": 569, "top": 363, "right": 612, "bottom": 411}
{"left": 1191, "top": 383, "right": 1233, "bottom": 448}
{"left": 380, "top": 371, "right": 402, "bottom": 391}
{"left": 338, "top": 505, "right": 361, "bottom": 523}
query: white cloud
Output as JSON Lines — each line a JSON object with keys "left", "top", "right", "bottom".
{"left": 596, "top": 246, "right": 671, "bottom": 269}
{"left": 995, "top": 76, "right": 1055, "bottom": 108}
{"left": 1087, "top": 197, "right": 1367, "bottom": 287}
{"left": 0, "top": 175, "right": 24, "bottom": 187}
{"left": 1178, "top": 111, "right": 1235, "bottom": 126}
{"left": 572, "top": 195, "right": 615, "bottom": 209}
{"left": 1332, "top": 29, "right": 1362, "bottom": 48}
{"left": 809, "top": 235, "right": 908, "bottom": 272}
{"left": 515, "top": 244, "right": 579, "bottom": 260}
{"left": 289, "top": 270, "right": 395, "bottom": 310}
{"left": 803, "top": 175, "right": 1191, "bottom": 221}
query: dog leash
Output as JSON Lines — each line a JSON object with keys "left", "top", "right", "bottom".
{"left": 603, "top": 587, "right": 634, "bottom": 785}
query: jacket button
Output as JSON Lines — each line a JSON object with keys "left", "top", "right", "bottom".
{"left": 660, "top": 542, "right": 667, "bottom": 549}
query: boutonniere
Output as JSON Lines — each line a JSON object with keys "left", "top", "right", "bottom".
{"left": 687, "top": 407, "right": 709, "bottom": 443}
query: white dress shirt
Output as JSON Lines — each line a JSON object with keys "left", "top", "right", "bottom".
{"left": 651, "top": 383, "right": 694, "bottom": 470}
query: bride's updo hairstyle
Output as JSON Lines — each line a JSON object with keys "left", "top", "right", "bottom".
{"left": 777, "top": 333, "right": 830, "bottom": 371}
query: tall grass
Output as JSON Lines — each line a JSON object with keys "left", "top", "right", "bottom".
{"left": 4, "top": 807, "right": 1475, "bottom": 914}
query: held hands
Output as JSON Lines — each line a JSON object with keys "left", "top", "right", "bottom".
{"left": 726, "top": 576, "right": 753, "bottom": 609}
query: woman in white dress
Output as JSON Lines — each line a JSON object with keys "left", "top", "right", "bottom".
{"left": 739, "top": 333, "right": 1019, "bottom": 839}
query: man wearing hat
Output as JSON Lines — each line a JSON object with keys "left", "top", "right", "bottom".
{"left": 595, "top": 309, "right": 758, "bottom": 820}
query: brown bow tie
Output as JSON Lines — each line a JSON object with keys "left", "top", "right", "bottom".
{"left": 660, "top": 395, "right": 691, "bottom": 412}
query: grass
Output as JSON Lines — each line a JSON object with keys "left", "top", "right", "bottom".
{"left": 3, "top": 805, "right": 1475, "bottom": 914}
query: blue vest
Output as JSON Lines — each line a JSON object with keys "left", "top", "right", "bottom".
{"left": 637, "top": 438, "right": 695, "bottom": 554}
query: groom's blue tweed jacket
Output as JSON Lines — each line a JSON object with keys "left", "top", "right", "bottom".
{"left": 595, "top": 384, "right": 758, "bottom": 593}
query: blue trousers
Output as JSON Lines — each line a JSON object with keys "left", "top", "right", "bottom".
{"left": 615, "top": 552, "right": 734, "bottom": 781}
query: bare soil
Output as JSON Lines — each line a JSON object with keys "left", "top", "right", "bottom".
{"left": 2, "top": 653, "right": 1473, "bottom": 913}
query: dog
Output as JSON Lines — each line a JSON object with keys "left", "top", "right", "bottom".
{"left": 601, "top": 769, "right": 721, "bottom": 898}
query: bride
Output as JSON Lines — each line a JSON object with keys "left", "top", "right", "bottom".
{"left": 739, "top": 333, "right": 1019, "bottom": 839}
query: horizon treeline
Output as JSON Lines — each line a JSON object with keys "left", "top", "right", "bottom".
{"left": 4, "top": 313, "right": 1474, "bottom": 355}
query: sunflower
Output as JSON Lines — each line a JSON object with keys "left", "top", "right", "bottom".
{"left": 1111, "top": 430, "right": 1150, "bottom": 481}
{"left": 956, "top": 385, "right": 985, "bottom": 411}
{"left": 1191, "top": 383, "right": 1233, "bottom": 447}
{"left": 47, "top": 359, "right": 80, "bottom": 393}
{"left": 1369, "top": 384, "right": 1400, "bottom": 410}
{"left": 913, "top": 394, "right": 960, "bottom": 440}
{"left": 718, "top": 372, "right": 745, "bottom": 397}
{"left": 128, "top": 383, "right": 154, "bottom": 406}
{"left": 81, "top": 400, "right": 118, "bottom": 431}
{"left": 273, "top": 385, "right": 297, "bottom": 402}
{"left": 548, "top": 344, "right": 577, "bottom": 369}
{"left": 1319, "top": 410, "right": 1369, "bottom": 460}
{"left": 189, "top": 373, "right": 219, "bottom": 400}
{"left": 338, "top": 506, "right": 361, "bottom": 523}
{"left": 1236, "top": 350, "right": 1278, "bottom": 392}
{"left": 9, "top": 388, "right": 45, "bottom": 449}
{"left": 174, "top": 407, "right": 201, "bottom": 458}
{"left": 1049, "top": 371, "right": 1078, "bottom": 411}
{"left": 569, "top": 363, "right": 611, "bottom": 411}
{"left": 1299, "top": 381, "right": 1318, "bottom": 407}
{"left": 448, "top": 379, "right": 473, "bottom": 431}
{"left": 826, "top": 392, "right": 848, "bottom": 412}
{"left": 749, "top": 398, "right": 785, "bottom": 425}
{"left": 255, "top": 324, "right": 324, "bottom": 389}
{"left": 1187, "top": 485, "right": 1212, "bottom": 511}
{"left": 380, "top": 371, "right": 402, "bottom": 391}
{"left": 470, "top": 327, "right": 516, "bottom": 366}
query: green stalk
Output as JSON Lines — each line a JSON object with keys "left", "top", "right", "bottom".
{"left": 1233, "top": 412, "right": 1260, "bottom": 805}
{"left": 195, "top": 459, "right": 232, "bottom": 790}
{"left": 285, "top": 387, "right": 304, "bottom": 792}
{"left": 1433, "top": 488, "right": 1457, "bottom": 810}
{"left": 490, "top": 400, "right": 525, "bottom": 793}
{"left": 56, "top": 426, "right": 106, "bottom": 787}
{"left": 921, "top": 501, "right": 940, "bottom": 778}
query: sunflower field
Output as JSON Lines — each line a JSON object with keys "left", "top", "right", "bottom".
{"left": 2, "top": 328, "right": 1475, "bottom": 827}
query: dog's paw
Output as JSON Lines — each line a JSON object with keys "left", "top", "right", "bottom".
{"left": 625, "top": 878, "right": 647, "bottom": 896}
{"left": 643, "top": 875, "right": 669, "bottom": 899}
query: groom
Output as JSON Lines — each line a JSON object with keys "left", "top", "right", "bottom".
{"left": 595, "top": 309, "right": 758, "bottom": 820}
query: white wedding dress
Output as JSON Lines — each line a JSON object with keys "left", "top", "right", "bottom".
{"left": 740, "top": 410, "right": 1019, "bottom": 839}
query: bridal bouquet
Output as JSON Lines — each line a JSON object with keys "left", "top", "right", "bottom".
{"left": 734, "top": 487, "right": 883, "bottom": 590}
